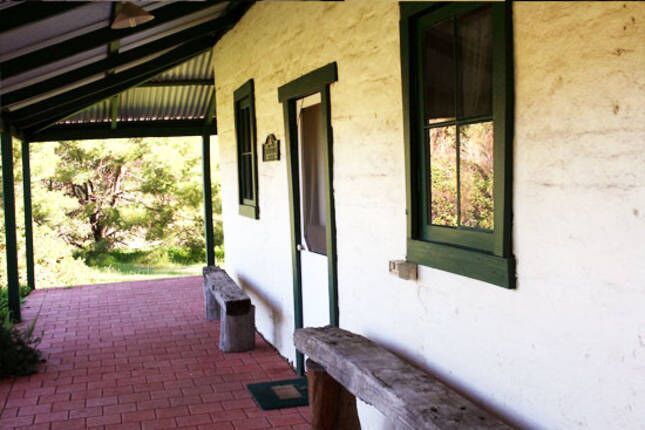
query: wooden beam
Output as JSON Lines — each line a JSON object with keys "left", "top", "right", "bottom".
{"left": 1, "top": 127, "right": 21, "bottom": 322}
{"left": 0, "top": 2, "right": 88, "bottom": 33}
{"left": 14, "top": 38, "right": 216, "bottom": 133}
{"left": 1, "top": 17, "right": 231, "bottom": 107}
{"left": 0, "top": 1, "right": 224, "bottom": 80}
{"left": 21, "top": 140, "right": 35, "bottom": 291}
{"left": 28, "top": 120, "right": 216, "bottom": 142}
{"left": 294, "top": 327, "right": 513, "bottom": 430}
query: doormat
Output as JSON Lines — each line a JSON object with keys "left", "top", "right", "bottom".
{"left": 247, "top": 377, "right": 308, "bottom": 410}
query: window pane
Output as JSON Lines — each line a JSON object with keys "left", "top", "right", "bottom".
{"left": 423, "top": 19, "right": 455, "bottom": 124}
{"left": 241, "top": 107, "right": 251, "bottom": 153}
{"left": 242, "top": 155, "right": 253, "bottom": 200}
{"left": 459, "top": 121, "right": 494, "bottom": 230}
{"left": 429, "top": 126, "right": 457, "bottom": 227}
{"left": 458, "top": 6, "right": 492, "bottom": 118}
{"left": 299, "top": 103, "right": 327, "bottom": 255}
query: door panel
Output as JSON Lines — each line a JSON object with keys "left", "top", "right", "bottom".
{"left": 297, "top": 95, "right": 330, "bottom": 328}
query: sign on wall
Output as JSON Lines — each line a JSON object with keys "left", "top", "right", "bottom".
{"left": 262, "top": 134, "right": 280, "bottom": 161}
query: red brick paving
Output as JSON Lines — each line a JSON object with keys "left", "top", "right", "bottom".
{"left": 0, "top": 277, "right": 311, "bottom": 429}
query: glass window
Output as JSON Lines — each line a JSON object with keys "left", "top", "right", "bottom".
{"left": 401, "top": 2, "right": 515, "bottom": 288}
{"left": 422, "top": 5, "right": 494, "bottom": 232}
{"left": 234, "top": 80, "right": 259, "bottom": 219}
{"left": 298, "top": 101, "right": 327, "bottom": 255}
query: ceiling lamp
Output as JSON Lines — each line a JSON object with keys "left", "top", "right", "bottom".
{"left": 111, "top": 2, "right": 155, "bottom": 30}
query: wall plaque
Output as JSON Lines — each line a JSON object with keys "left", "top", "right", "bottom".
{"left": 262, "top": 133, "right": 280, "bottom": 161}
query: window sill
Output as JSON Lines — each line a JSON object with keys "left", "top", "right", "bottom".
{"left": 239, "top": 204, "right": 259, "bottom": 219}
{"left": 407, "top": 239, "right": 515, "bottom": 289}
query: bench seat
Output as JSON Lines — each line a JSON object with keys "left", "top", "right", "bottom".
{"left": 203, "top": 266, "right": 255, "bottom": 352}
{"left": 295, "top": 326, "right": 512, "bottom": 430}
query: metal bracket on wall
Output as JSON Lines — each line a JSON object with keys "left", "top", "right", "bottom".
{"left": 389, "top": 260, "right": 418, "bottom": 281}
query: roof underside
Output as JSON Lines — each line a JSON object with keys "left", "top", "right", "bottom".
{"left": 0, "top": 1, "right": 253, "bottom": 142}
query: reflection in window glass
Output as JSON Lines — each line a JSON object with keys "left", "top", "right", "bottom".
{"left": 423, "top": 19, "right": 456, "bottom": 125}
{"left": 429, "top": 126, "right": 458, "bottom": 227}
{"left": 458, "top": 6, "right": 492, "bottom": 118}
{"left": 460, "top": 122, "right": 494, "bottom": 230}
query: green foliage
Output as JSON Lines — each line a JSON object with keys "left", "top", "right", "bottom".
{"left": 46, "top": 138, "right": 207, "bottom": 250}
{"left": 0, "top": 286, "right": 42, "bottom": 380}
{"left": 430, "top": 126, "right": 458, "bottom": 227}
{"left": 0, "top": 285, "right": 31, "bottom": 322}
{"left": 0, "top": 314, "right": 43, "bottom": 380}
{"left": 1, "top": 136, "right": 223, "bottom": 289}
{"left": 429, "top": 123, "right": 494, "bottom": 230}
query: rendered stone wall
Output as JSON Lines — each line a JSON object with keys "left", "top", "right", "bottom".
{"left": 213, "top": 1, "right": 645, "bottom": 428}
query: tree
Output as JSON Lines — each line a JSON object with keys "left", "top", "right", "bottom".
{"left": 1, "top": 136, "right": 222, "bottom": 289}
{"left": 46, "top": 137, "right": 211, "bottom": 253}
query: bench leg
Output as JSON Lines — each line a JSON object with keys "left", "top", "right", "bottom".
{"left": 219, "top": 305, "right": 255, "bottom": 352}
{"left": 306, "top": 359, "right": 361, "bottom": 430}
{"left": 203, "top": 282, "right": 220, "bottom": 321}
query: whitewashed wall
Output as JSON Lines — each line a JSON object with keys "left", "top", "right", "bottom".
{"left": 213, "top": 1, "right": 645, "bottom": 429}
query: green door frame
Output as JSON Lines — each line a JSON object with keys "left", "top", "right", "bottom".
{"left": 278, "top": 62, "right": 339, "bottom": 376}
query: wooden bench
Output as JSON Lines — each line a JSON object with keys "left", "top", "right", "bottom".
{"left": 203, "top": 266, "right": 255, "bottom": 352}
{"left": 295, "top": 326, "right": 513, "bottom": 430}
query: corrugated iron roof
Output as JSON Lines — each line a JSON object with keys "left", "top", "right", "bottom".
{"left": 153, "top": 52, "right": 214, "bottom": 82}
{"left": 61, "top": 51, "right": 214, "bottom": 125}
{"left": 0, "top": 1, "right": 253, "bottom": 140}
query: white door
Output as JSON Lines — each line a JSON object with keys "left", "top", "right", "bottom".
{"left": 296, "top": 93, "right": 330, "bottom": 328}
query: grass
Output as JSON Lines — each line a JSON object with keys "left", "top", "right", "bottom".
{"left": 2, "top": 247, "right": 222, "bottom": 290}
{"left": 85, "top": 262, "right": 204, "bottom": 284}
{"left": 79, "top": 247, "right": 216, "bottom": 285}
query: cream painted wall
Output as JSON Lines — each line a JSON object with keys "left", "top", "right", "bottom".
{"left": 213, "top": 1, "right": 645, "bottom": 429}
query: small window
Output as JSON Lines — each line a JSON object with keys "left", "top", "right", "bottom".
{"left": 234, "top": 80, "right": 259, "bottom": 219}
{"left": 401, "top": 2, "right": 515, "bottom": 288}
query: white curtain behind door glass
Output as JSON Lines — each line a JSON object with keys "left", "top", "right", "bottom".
{"left": 298, "top": 101, "right": 327, "bottom": 255}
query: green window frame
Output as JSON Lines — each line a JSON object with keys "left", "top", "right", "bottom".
{"left": 400, "top": 2, "right": 515, "bottom": 288}
{"left": 234, "top": 79, "right": 259, "bottom": 219}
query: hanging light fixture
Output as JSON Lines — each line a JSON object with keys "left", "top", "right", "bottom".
{"left": 111, "top": 2, "right": 155, "bottom": 30}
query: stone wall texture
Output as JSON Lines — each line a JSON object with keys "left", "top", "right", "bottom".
{"left": 213, "top": 1, "right": 645, "bottom": 428}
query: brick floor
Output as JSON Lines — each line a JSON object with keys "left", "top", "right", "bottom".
{"left": 0, "top": 277, "right": 311, "bottom": 429}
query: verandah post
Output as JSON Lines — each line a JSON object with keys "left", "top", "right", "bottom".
{"left": 1, "top": 124, "right": 21, "bottom": 322}
{"left": 202, "top": 133, "right": 215, "bottom": 266}
{"left": 22, "top": 140, "right": 35, "bottom": 291}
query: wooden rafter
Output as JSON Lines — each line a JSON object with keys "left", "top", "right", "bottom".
{"left": 0, "top": 2, "right": 88, "bottom": 33}
{"left": 17, "top": 39, "right": 216, "bottom": 135}
{"left": 1, "top": 18, "right": 229, "bottom": 107}
{"left": 0, "top": 0, "right": 254, "bottom": 139}
{"left": 0, "top": 1, "right": 224, "bottom": 79}
{"left": 29, "top": 120, "right": 216, "bottom": 142}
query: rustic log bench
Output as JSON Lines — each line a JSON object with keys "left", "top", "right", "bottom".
{"left": 294, "top": 326, "right": 513, "bottom": 430}
{"left": 203, "top": 266, "right": 255, "bottom": 352}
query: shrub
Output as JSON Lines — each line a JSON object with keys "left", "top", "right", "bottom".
{"left": 0, "top": 315, "right": 43, "bottom": 379}
{"left": 215, "top": 245, "right": 225, "bottom": 264}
